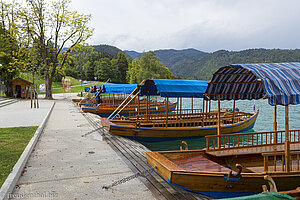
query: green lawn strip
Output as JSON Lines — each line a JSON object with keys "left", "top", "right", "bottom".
{"left": 65, "top": 76, "right": 81, "bottom": 85}
{"left": 51, "top": 82, "right": 108, "bottom": 94}
{"left": 0, "top": 126, "right": 38, "bottom": 187}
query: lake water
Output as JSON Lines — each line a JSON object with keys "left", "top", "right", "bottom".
{"left": 140, "top": 97, "right": 300, "bottom": 151}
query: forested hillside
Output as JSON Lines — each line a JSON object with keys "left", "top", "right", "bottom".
{"left": 92, "top": 45, "right": 122, "bottom": 56}
{"left": 125, "top": 48, "right": 300, "bottom": 80}
{"left": 71, "top": 45, "right": 300, "bottom": 82}
{"left": 65, "top": 45, "right": 174, "bottom": 83}
{"left": 124, "top": 48, "right": 208, "bottom": 78}
{"left": 194, "top": 49, "right": 300, "bottom": 80}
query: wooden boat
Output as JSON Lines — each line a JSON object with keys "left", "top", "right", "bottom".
{"left": 101, "top": 109, "right": 258, "bottom": 141}
{"left": 281, "top": 187, "right": 300, "bottom": 199}
{"left": 82, "top": 101, "right": 177, "bottom": 117}
{"left": 146, "top": 146, "right": 300, "bottom": 198}
{"left": 101, "top": 79, "right": 258, "bottom": 141}
{"left": 78, "top": 83, "right": 177, "bottom": 117}
{"left": 146, "top": 63, "right": 300, "bottom": 198}
{"left": 73, "top": 84, "right": 137, "bottom": 106}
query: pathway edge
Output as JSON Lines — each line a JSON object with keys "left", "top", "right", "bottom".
{"left": 0, "top": 101, "right": 56, "bottom": 200}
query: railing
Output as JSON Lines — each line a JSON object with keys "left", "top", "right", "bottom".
{"left": 125, "top": 101, "right": 177, "bottom": 117}
{"left": 130, "top": 109, "right": 206, "bottom": 121}
{"left": 136, "top": 110, "right": 252, "bottom": 123}
{"left": 206, "top": 130, "right": 300, "bottom": 151}
{"left": 262, "top": 151, "right": 300, "bottom": 172}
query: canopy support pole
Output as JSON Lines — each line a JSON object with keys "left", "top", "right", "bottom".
{"left": 191, "top": 97, "right": 194, "bottom": 114}
{"left": 202, "top": 98, "right": 205, "bottom": 127}
{"left": 273, "top": 105, "right": 277, "bottom": 144}
{"left": 146, "top": 94, "right": 149, "bottom": 121}
{"left": 209, "top": 100, "right": 211, "bottom": 112}
{"left": 285, "top": 105, "right": 290, "bottom": 172}
{"left": 176, "top": 97, "right": 179, "bottom": 122}
{"left": 217, "top": 95, "right": 221, "bottom": 149}
{"left": 166, "top": 97, "right": 169, "bottom": 127}
{"left": 138, "top": 95, "right": 140, "bottom": 116}
{"left": 205, "top": 99, "right": 208, "bottom": 116}
{"left": 232, "top": 99, "right": 236, "bottom": 124}
{"left": 180, "top": 97, "right": 182, "bottom": 119}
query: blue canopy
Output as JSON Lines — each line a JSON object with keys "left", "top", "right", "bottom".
{"left": 140, "top": 79, "right": 208, "bottom": 98}
{"left": 85, "top": 84, "right": 137, "bottom": 94}
{"left": 205, "top": 62, "right": 300, "bottom": 106}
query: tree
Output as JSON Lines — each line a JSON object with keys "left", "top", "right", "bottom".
{"left": 0, "top": 0, "right": 28, "bottom": 97}
{"left": 111, "top": 51, "right": 128, "bottom": 83}
{"left": 126, "top": 58, "right": 140, "bottom": 84}
{"left": 83, "top": 61, "right": 94, "bottom": 81}
{"left": 94, "top": 57, "right": 116, "bottom": 81}
{"left": 126, "top": 51, "right": 174, "bottom": 83}
{"left": 21, "top": 0, "right": 93, "bottom": 99}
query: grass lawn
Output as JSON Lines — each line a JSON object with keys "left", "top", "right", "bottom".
{"left": 51, "top": 82, "right": 107, "bottom": 94}
{"left": 0, "top": 126, "right": 38, "bottom": 187}
{"left": 18, "top": 73, "right": 81, "bottom": 87}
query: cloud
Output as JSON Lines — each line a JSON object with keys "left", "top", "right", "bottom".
{"left": 70, "top": 0, "right": 300, "bottom": 52}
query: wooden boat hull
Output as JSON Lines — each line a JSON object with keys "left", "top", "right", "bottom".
{"left": 82, "top": 102, "right": 177, "bottom": 117}
{"left": 101, "top": 111, "right": 258, "bottom": 142}
{"left": 146, "top": 150, "right": 300, "bottom": 198}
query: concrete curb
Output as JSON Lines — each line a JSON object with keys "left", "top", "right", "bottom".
{"left": 0, "top": 102, "right": 56, "bottom": 200}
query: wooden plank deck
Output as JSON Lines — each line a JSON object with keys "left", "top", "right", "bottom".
{"left": 74, "top": 102, "right": 210, "bottom": 200}
{"left": 207, "top": 143, "right": 300, "bottom": 157}
{"left": 172, "top": 155, "right": 230, "bottom": 173}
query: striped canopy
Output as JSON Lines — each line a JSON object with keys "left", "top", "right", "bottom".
{"left": 205, "top": 62, "right": 300, "bottom": 106}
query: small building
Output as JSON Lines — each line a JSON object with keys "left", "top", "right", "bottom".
{"left": 11, "top": 78, "right": 33, "bottom": 98}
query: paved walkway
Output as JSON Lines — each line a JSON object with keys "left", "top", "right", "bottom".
{"left": 0, "top": 100, "right": 54, "bottom": 128}
{"left": 10, "top": 99, "right": 154, "bottom": 200}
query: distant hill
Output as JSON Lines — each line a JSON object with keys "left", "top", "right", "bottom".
{"left": 124, "top": 50, "right": 142, "bottom": 59}
{"left": 125, "top": 48, "right": 300, "bottom": 80}
{"left": 124, "top": 48, "right": 208, "bottom": 78}
{"left": 193, "top": 49, "right": 300, "bottom": 80}
{"left": 92, "top": 44, "right": 122, "bottom": 56}
{"left": 155, "top": 49, "right": 208, "bottom": 78}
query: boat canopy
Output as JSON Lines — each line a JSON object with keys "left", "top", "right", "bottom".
{"left": 205, "top": 62, "right": 300, "bottom": 106}
{"left": 140, "top": 79, "right": 208, "bottom": 98}
{"left": 85, "top": 84, "right": 137, "bottom": 94}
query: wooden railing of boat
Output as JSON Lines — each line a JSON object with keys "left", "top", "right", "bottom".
{"left": 92, "top": 101, "right": 169, "bottom": 111}
{"left": 128, "top": 108, "right": 203, "bottom": 118}
{"left": 262, "top": 151, "right": 300, "bottom": 173}
{"left": 124, "top": 110, "right": 255, "bottom": 128}
{"left": 206, "top": 129, "right": 300, "bottom": 151}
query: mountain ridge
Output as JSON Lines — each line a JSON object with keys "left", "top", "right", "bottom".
{"left": 124, "top": 48, "right": 300, "bottom": 79}
{"left": 88, "top": 45, "right": 300, "bottom": 80}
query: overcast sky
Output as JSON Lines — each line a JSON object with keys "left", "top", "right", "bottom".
{"left": 70, "top": 0, "right": 300, "bottom": 52}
